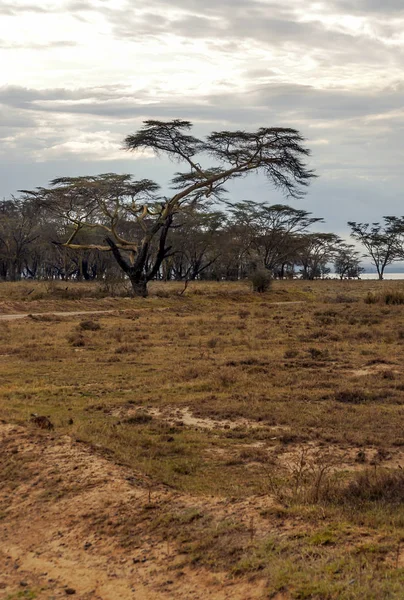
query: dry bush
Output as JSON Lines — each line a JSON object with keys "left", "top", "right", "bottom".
{"left": 78, "top": 319, "right": 101, "bottom": 331}
{"left": 217, "top": 367, "right": 239, "bottom": 387}
{"left": 335, "top": 390, "right": 370, "bottom": 404}
{"left": 284, "top": 349, "right": 299, "bottom": 359}
{"left": 97, "top": 277, "right": 132, "bottom": 297}
{"left": 333, "top": 469, "right": 404, "bottom": 505}
{"left": 364, "top": 290, "right": 404, "bottom": 305}
{"left": 238, "top": 447, "right": 270, "bottom": 463}
{"left": 264, "top": 447, "right": 340, "bottom": 505}
{"left": 384, "top": 290, "right": 404, "bottom": 305}
{"left": 182, "top": 367, "right": 201, "bottom": 381}
{"left": 115, "top": 344, "right": 137, "bottom": 354}
{"left": 207, "top": 337, "right": 219, "bottom": 349}
{"left": 381, "top": 369, "right": 395, "bottom": 380}
{"left": 307, "top": 347, "right": 329, "bottom": 360}
{"left": 28, "top": 313, "right": 62, "bottom": 322}
{"left": 333, "top": 294, "right": 358, "bottom": 304}
{"left": 364, "top": 292, "right": 378, "bottom": 304}
{"left": 124, "top": 413, "right": 153, "bottom": 425}
{"left": 250, "top": 270, "right": 272, "bottom": 293}
{"left": 67, "top": 332, "right": 86, "bottom": 347}
{"left": 104, "top": 355, "right": 121, "bottom": 363}
{"left": 44, "top": 281, "right": 91, "bottom": 300}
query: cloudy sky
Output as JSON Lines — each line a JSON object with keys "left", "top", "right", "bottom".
{"left": 1, "top": 0, "right": 404, "bottom": 234}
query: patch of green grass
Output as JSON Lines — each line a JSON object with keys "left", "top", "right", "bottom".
{"left": 6, "top": 590, "right": 37, "bottom": 600}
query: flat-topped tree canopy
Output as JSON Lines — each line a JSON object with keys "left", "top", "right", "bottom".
{"left": 348, "top": 217, "right": 404, "bottom": 280}
{"left": 22, "top": 120, "right": 315, "bottom": 297}
{"left": 124, "top": 120, "right": 315, "bottom": 202}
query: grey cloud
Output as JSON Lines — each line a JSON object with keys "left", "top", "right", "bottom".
{"left": 2, "top": 83, "right": 404, "bottom": 182}
{"left": 246, "top": 84, "right": 404, "bottom": 121}
{"left": 331, "top": 1, "right": 404, "bottom": 14}
{"left": 98, "top": 2, "right": 402, "bottom": 72}
{"left": 2, "top": 81, "right": 404, "bottom": 127}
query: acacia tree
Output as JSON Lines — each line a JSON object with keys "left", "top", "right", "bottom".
{"left": 0, "top": 198, "right": 39, "bottom": 280}
{"left": 348, "top": 217, "right": 404, "bottom": 280}
{"left": 167, "top": 206, "right": 225, "bottom": 280}
{"left": 297, "top": 232, "right": 341, "bottom": 280}
{"left": 334, "top": 244, "right": 363, "bottom": 279}
{"left": 24, "top": 120, "right": 315, "bottom": 296}
{"left": 227, "top": 201, "right": 323, "bottom": 277}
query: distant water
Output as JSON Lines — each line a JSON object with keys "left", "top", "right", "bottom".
{"left": 330, "top": 273, "right": 404, "bottom": 280}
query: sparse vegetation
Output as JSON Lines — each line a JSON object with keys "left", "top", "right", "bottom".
{"left": 1, "top": 279, "right": 404, "bottom": 598}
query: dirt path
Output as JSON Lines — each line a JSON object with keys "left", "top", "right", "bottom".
{"left": 0, "top": 301, "right": 306, "bottom": 322}
{"left": 0, "top": 310, "right": 116, "bottom": 321}
{"left": 0, "top": 422, "right": 268, "bottom": 600}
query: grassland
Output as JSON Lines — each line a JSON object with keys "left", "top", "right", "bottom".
{"left": 0, "top": 279, "right": 403, "bottom": 599}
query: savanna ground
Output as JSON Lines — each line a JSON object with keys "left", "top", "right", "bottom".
{"left": 0, "top": 279, "right": 403, "bottom": 600}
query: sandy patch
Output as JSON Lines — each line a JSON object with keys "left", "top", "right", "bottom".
{"left": 0, "top": 423, "right": 268, "bottom": 600}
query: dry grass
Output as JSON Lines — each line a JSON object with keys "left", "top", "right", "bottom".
{"left": 1, "top": 279, "right": 404, "bottom": 598}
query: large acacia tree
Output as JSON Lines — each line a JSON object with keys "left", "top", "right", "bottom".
{"left": 24, "top": 120, "right": 315, "bottom": 296}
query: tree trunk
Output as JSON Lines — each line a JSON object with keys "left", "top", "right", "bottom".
{"left": 129, "top": 274, "right": 148, "bottom": 297}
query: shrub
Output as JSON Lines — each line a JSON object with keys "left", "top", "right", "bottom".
{"left": 335, "top": 389, "right": 369, "bottom": 404}
{"left": 124, "top": 413, "right": 153, "bottom": 425}
{"left": 97, "top": 277, "right": 132, "bottom": 297}
{"left": 383, "top": 290, "right": 404, "bottom": 305}
{"left": 67, "top": 332, "right": 86, "bottom": 347}
{"left": 364, "top": 292, "right": 378, "bottom": 304}
{"left": 307, "top": 347, "right": 328, "bottom": 360}
{"left": 336, "top": 469, "right": 404, "bottom": 505}
{"left": 364, "top": 290, "right": 404, "bottom": 305}
{"left": 284, "top": 349, "right": 299, "bottom": 359}
{"left": 207, "top": 337, "right": 219, "bottom": 349}
{"left": 28, "top": 313, "right": 62, "bottom": 322}
{"left": 250, "top": 270, "right": 272, "bottom": 293}
{"left": 79, "top": 319, "right": 101, "bottom": 331}
{"left": 115, "top": 344, "right": 136, "bottom": 354}
{"left": 333, "top": 294, "right": 358, "bottom": 304}
{"left": 218, "top": 368, "right": 238, "bottom": 387}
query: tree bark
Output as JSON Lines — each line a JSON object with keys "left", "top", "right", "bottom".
{"left": 128, "top": 275, "right": 148, "bottom": 297}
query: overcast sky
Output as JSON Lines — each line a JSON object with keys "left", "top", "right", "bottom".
{"left": 1, "top": 0, "right": 404, "bottom": 234}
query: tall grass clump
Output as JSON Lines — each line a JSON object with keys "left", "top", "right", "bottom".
{"left": 383, "top": 290, "right": 404, "bottom": 305}
{"left": 364, "top": 289, "right": 404, "bottom": 305}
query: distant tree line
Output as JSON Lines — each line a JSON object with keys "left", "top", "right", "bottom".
{"left": 0, "top": 193, "right": 365, "bottom": 286}
{"left": 1, "top": 120, "right": 402, "bottom": 294}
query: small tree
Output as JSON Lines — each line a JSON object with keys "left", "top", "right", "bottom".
{"left": 348, "top": 218, "right": 404, "bottom": 280}
{"left": 23, "top": 120, "right": 315, "bottom": 296}
{"left": 167, "top": 205, "right": 225, "bottom": 280}
{"left": 0, "top": 198, "right": 39, "bottom": 281}
{"left": 334, "top": 244, "right": 363, "bottom": 279}
{"left": 227, "top": 201, "right": 323, "bottom": 277}
{"left": 297, "top": 233, "right": 341, "bottom": 280}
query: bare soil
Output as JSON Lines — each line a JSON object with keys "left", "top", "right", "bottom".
{"left": 0, "top": 422, "right": 267, "bottom": 600}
